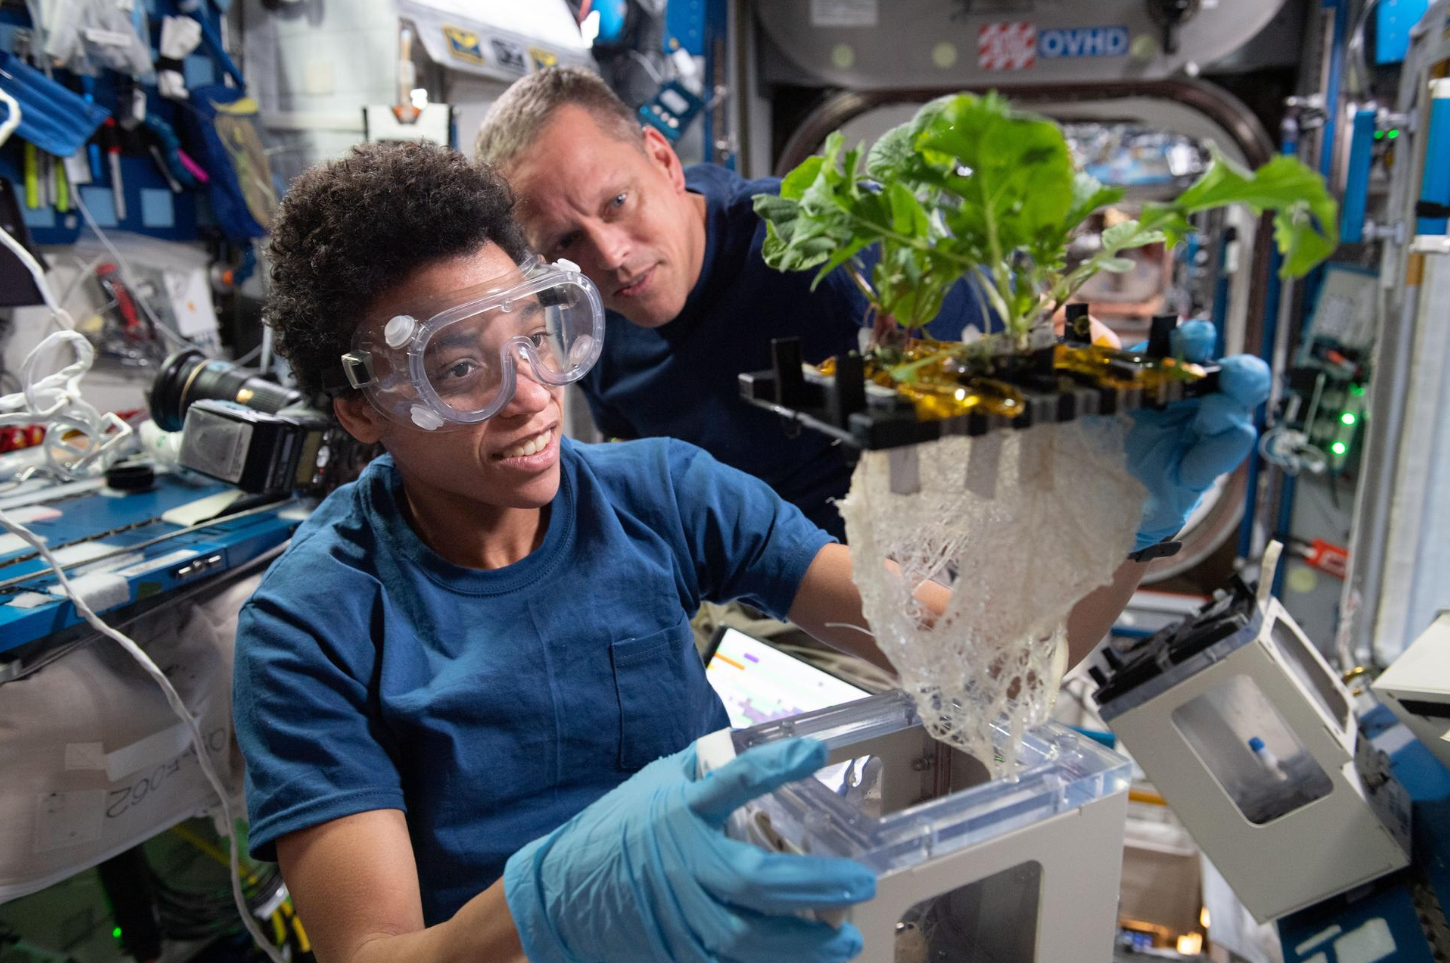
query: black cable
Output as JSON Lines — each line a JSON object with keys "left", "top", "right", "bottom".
{"left": 96, "top": 847, "right": 163, "bottom": 963}
{"left": 148, "top": 862, "right": 286, "bottom": 943}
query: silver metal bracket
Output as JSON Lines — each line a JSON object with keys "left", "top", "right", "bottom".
{"left": 888, "top": 446, "right": 920, "bottom": 496}
{"left": 341, "top": 351, "right": 376, "bottom": 389}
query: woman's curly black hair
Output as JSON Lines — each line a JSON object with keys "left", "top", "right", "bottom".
{"left": 264, "top": 140, "right": 529, "bottom": 397}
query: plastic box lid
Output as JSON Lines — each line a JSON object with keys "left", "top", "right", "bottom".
{"left": 730, "top": 690, "right": 1131, "bottom": 874}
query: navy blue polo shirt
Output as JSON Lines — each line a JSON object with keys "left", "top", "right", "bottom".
{"left": 232, "top": 437, "right": 832, "bottom": 925}
{"left": 578, "top": 163, "right": 990, "bottom": 540}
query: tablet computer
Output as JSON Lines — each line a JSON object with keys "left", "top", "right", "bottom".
{"left": 704, "top": 625, "right": 871, "bottom": 729}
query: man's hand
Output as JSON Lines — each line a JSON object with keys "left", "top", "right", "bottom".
{"left": 505, "top": 738, "right": 875, "bottom": 963}
{"left": 1125, "top": 320, "right": 1271, "bottom": 550}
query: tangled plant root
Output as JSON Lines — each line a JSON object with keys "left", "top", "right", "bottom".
{"left": 839, "top": 418, "right": 1145, "bottom": 776}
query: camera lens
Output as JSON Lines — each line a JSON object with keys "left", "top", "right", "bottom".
{"left": 150, "top": 349, "right": 305, "bottom": 432}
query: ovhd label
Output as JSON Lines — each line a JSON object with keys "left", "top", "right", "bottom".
{"left": 1038, "top": 26, "right": 1130, "bottom": 58}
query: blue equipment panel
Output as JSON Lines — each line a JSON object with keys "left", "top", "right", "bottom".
{"left": 1417, "top": 90, "right": 1450, "bottom": 237}
{"left": 0, "top": 474, "right": 300, "bottom": 654}
{"left": 664, "top": 0, "right": 706, "bottom": 55}
{"left": 1277, "top": 705, "right": 1450, "bottom": 962}
{"left": 1340, "top": 108, "right": 1377, "bottom": 244}
{"left": 1377, "top": 0, "right": 1432, "bottom": 65}
{"left": 639, "top": 81, "right": 706, "bottom": 142}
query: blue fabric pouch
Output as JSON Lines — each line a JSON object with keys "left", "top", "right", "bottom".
{"left": 0, "top": 52, "right": 110, "bottom": 157}
{"left": 180, "top": 83, "right": 278, "bottom": 240}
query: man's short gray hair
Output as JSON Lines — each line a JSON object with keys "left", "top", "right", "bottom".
{"left": 475, "top": 66, "right": 642, "bottom": 170}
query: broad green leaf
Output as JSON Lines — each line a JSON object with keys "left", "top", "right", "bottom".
{"left": 779, "top": 156, "right": 824, "bottom": 200}
{"left": 907, "top": 94, "right": 960, "bottom": 173}
{"left": 809, "top": 237, "right": 873, "bottom": 291}
{"left": 1100, "top": 220, "right": 1166, "bottom": 255}
{"left": 916, "top": 93, "right": 1075, "bottom": 253}
{"left": 1276, "top": 204, "right": 1339, "bottom": 277}
{"left": 1155, "top": 152, "right": 1338, "bottom": 279}
{"left": 865, "top": 122, "right": 916, "bottom": 183}
{"left": 1138, "top": 208, "right": 1194, "bottom": 249}
{"left": 887, "top": 181, "right": 930, "bottom": 237}
{"left": 1172, "top": 152, "right": 1315, "bottom": 213}
{"left": 1062, "top": 174, "right": 1127, "bottom": 232}
{"left": 753, "top": 91, "right": 1340, "bottom": 339}
{"left": 752, "top": 193, "right": 799, "bottom": 224}
{"left": 761, "top": 220, "right": 789, "bottom": 265}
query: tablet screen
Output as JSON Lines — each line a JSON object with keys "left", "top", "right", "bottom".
{"left": 705, "top": 626, "right": 870, "bottom": 729}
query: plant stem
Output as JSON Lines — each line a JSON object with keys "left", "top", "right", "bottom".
{"left": 974, "top": 271, "right": 1013, "bottom": 329}
{"left": 965, "top": 272, "right": 994, "bottom": 334}
{"left": 978, "top": 184, "right": 1027, "bottom": 340}
{"left": 846, "top": 264, "right": 877, "bottom": 303}
{"left": 1047, "top": 249, "right": 1124, "bottom": 314}
{"left": 889, "top": 348, "right": 953, "bottom": 383}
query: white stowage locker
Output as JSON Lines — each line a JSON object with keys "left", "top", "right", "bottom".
{"left": 1373, "top": 612, "right": 1450, "bottom": 774}
{"left": 240, "top": 0, "right": 594, "bottom": 174}
{"left": 0, "top": 574, "right": 260, "bottom": 901}
{"left": 697, "top": 691, "right": 1133, "bottom": 963}
{"left": 1095, "top": 590, "right": 1412, "bottom": 924}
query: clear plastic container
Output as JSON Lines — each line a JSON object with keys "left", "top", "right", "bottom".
{"left": 722, "top": 691, "right": 1132, "bottom": 962}
{"left": 727, "top": 690, "right": 1131, "bottom": 874}
{"left": 1171, "top": 675, "right": 1334, "bottom": 825}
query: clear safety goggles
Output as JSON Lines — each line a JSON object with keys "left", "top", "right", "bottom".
{"left": 334, "top": 257, "right": 604, "bottom": 430}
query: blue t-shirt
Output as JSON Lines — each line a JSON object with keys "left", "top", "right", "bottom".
{"left": 232, "top": 437, "right": 832, "bottom": 925}
{"left": 579, "top": 163, "right": 990, "bottom": 540}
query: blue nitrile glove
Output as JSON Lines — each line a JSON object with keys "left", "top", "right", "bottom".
{"left": 1125, "top": 320, "right": 1271, "bottom": 551}
{"left": 504, "top": 737, "right": 875, "bottom": 963}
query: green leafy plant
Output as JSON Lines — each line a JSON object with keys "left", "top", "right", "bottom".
{"left": 755, "top": 92, "right": 1338, "bottom": 346}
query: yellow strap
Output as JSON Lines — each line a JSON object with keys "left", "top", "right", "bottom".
{"left": 23, "top": 142, "right": 39, "bottom": 209}
{"left": 169, "top": 822, "right": 263, "bottom": 887}
{"left": 291, "top": 915, "right": 312, "bottom": 954}
{"left": 55, "top": 161, "right": 69, "bottom": 213}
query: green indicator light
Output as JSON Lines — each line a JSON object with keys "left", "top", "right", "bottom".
{"left": 1375, "top": 130, "right": 1384, "bottom": 140}
{"left": 1389, "top": 129, "right": 1399, "bottom": 139}
{"left": 1341, "top": 411, "right": 1357, "bottom": 426}
{"left": 1351, "top": 384, "right": 1365, "bottom": 396}
{"left": 113, "top": 927, "right": 122, "bottom": 939}
{"left": 1332, "top": 441, "right": 1348, "bottom": 456}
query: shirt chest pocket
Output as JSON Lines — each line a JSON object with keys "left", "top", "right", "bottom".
{"left": 610, "top": 614, "right": 712, "bottom": 771}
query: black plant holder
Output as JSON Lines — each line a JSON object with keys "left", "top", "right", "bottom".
{"left": 738, "top": 312, "right": 1220, "bottom": 452}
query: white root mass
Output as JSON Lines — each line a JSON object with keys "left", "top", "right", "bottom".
{"left": 838, "top": 418, "right": 1146, "bottom": 777}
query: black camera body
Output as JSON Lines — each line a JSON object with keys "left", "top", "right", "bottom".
{"left": 150, "top": 349, "right": 305, "bottom": 432}
{"left": 178, "top": 400, "right": 327, "bottom": 495}
{"left": 151, "top": 349, "right": 334, "bottom": 495}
